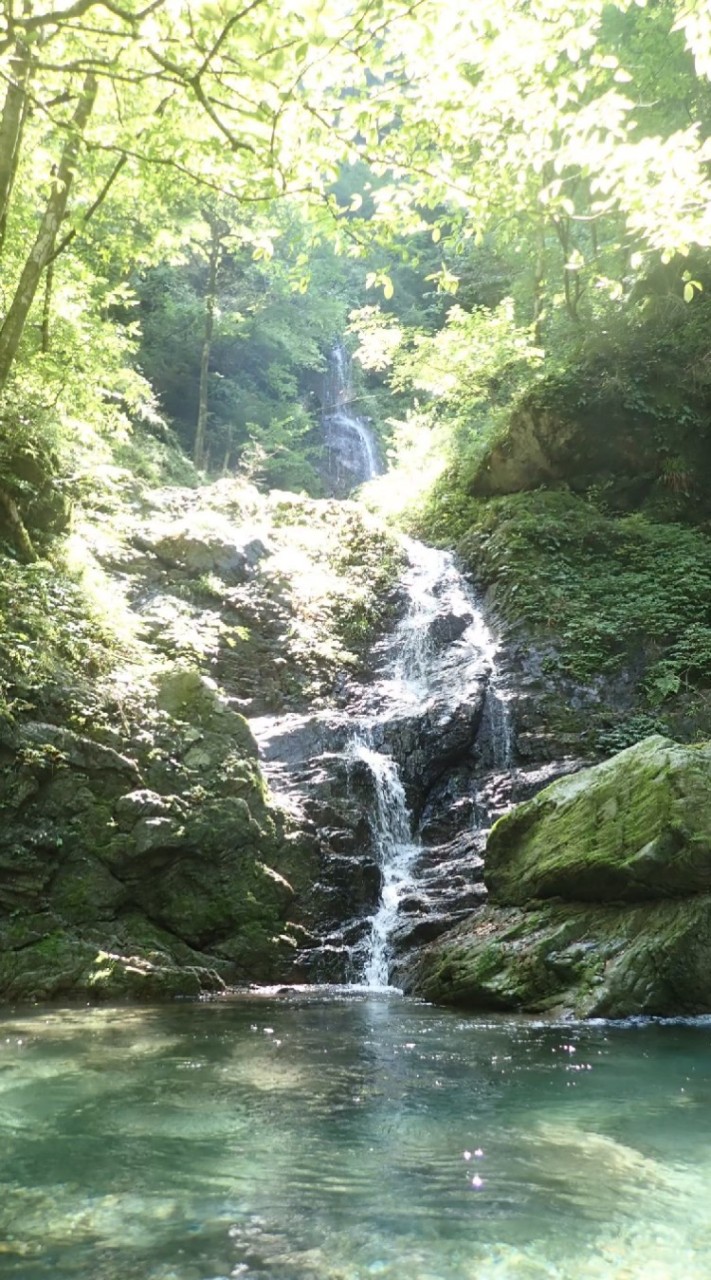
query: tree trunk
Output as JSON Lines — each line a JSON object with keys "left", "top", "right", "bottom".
{"left": 532, "top": 217, "right": 546, "bottom": 344}
{"left": 194, "top": 220, "right": 224, "bottom": 469}
{"left": 41, "top": 260, "right": 54, "bottom": 353}
{"left": 0, "top": 71, "right": 97, "bottom": 395}
{"left": 0, "top": 41, "right": 32, "bottom": 258}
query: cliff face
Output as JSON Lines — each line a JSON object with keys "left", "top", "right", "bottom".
{"left": 0, "top": 448, "right": 402, "bottom": 1001}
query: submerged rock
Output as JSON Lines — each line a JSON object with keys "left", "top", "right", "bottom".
{"left": 407, "top": 735, "right": 711, "bottom": 1016}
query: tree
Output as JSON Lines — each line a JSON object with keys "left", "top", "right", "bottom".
{"left": 0, "top": 0, "right": 434, "bottom": 396}
{"left": 194, "top": 208, "right": 230, "bottom": 469}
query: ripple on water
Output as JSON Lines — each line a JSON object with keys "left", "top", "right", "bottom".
{"left": 1, "top": 999, "right": 711, "bottom": 1279}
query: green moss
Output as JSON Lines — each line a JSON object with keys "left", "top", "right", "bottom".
{"left": 486, "top": 736, "right": 711, "bottom": 905}
{"left": 413, "top": 486, "right": 711, "bottom": 707}
{"left": 412, "top": 894, "right": 711, "bottom": 1018}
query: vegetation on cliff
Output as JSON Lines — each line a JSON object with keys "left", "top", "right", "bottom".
{"left": 2, "top": 0, "right": 711, "bottom": 1002}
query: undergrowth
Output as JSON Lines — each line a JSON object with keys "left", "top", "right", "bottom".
{"left": 416, "top": 485, "right": 711, "bottom": 705}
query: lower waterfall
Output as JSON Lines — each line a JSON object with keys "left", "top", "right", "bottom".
{"left": 253, "top": 535, "right": 515, "bottom": 990}
{"left": 351, "top": 538, "right": 513, "bottom": 989}
{"left": 347, "top": 741, "right": 416, "bottom": 989}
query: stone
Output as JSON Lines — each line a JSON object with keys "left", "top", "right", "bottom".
{"left": 485, "top": 735, "right": 711, "bottom": 905}
{"left": 145, "top": 517, "right": 270, "bottom": 581}
{"left": 114, "top": 788, "right": 182, "bottom": 831}
{"left": 404, "top": 895, "right": 711, "bottom": 1018}
{"left": 155, "top": 667, "right": 258, "bottom": 751}
{"left": 468, "top": 397, "right": 660, "bottom": 500}
{"left": 405, "top": 734, "right": 711, "bottom": 1017}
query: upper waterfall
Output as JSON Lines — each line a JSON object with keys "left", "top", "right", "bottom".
{"left": 322, "top": 343, "right": 381, "bottom": 497}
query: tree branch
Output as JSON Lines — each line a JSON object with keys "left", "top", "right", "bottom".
{"left": 45, "top": 151, "right": 127, "bottom": 265}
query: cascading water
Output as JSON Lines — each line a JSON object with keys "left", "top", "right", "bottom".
{"left": 352, "top": 538, "right": 514, "bottom": 989}
{"left": 322, "top": 343, "right": 381, "bottom": 496}
{"left": 347, "top": 740, "right": 417, "bottom": 990}
{"left": 252, "top": 533, "right": 515, "bottom": 991}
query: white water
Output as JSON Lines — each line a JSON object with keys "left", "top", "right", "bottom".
{"left": 251, "top": 532, "right": 514, "bottom": 989}
{"left": 356, "top": 537, "right": 513, "bottom": 989}
{"left": 348, "top": 741, "right": 417, "bottom": 990}
{"left": 323, "top": 344, "right": 381, "bottom": 492}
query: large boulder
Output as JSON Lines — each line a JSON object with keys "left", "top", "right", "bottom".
{"left": 405, "top": 895, "right": 711, "bottom": 1018}
{"left": 406, "top": 735, "right": 711, "bottom": 1017}
{"left": 485, "top": 735, "right": 711, "bottom": 904}
{"left": 468, "top": 396, "right": 660, "bottom": 501}
{"left": 0, "top": 700, "right": 297, "bottom": 1001}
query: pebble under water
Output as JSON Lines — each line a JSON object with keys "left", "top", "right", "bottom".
{"left": 1, "top": 994, "right": 711, "bottom": 1280}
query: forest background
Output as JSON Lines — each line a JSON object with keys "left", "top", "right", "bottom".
{"left": 2, "top": 0, "right": 711, "bottom": 737}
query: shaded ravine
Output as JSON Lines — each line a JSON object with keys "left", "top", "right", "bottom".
{"left": 251, "top": 536, "right": 516, "bottom": 988}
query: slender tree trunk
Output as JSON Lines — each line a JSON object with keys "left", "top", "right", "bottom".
{"left": 41, "top": 260, "right": 54, "bottom": 353}
{"left": 0, "top": 71, "right": 97, "bottom": 395}
{"left": 553, "top": 215, "right": 581, "bottom": 322}
{"left": 0, "top": 41, "right": 32, "bottom": 258}
{"left": 194, "top": 221, "right": 223, "bottom": 469}
{"left": 532, "top": 218, "right": 546, "bottom": 344}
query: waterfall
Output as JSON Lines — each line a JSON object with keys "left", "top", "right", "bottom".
{"left": 251, "top": 535, "right": 515, "bottom": 991}
{"left": 322, "top": 343, "right": 381, "bottom": 496}
{"left": 353, "top": 539, "right": 514, "bottom": 990}
{"left": 347, "top": 741, "right": 417, "bottom": 990}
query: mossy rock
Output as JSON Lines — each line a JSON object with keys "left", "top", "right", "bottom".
{"left": 486, "top": 735, "right": 711, "bottom": 905}
{"left": 0, "top": 920, "right": 231, "bottom": 1001}
{"left": 467, "top": 394, "right": 660, "bottom": 501}
{"left": 407, "top": 894, "right": 711, "bottom": 1017}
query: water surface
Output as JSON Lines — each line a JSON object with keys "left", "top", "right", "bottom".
{"left": 1, "top": 993, "right": 710, "bottom": 1279}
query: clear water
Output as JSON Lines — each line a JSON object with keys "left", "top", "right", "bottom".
{"left": 3, "top": 995, "right": 711, "bottom": 1280}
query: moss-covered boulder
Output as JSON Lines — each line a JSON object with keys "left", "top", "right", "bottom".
{"left": 0, "top": 697, "right": 297, "bottom": 1000}
{"left": 486, "top": 735, "right": 711, "bottom": 905}
{"left": 467, "top": 390, "right": 664, "bottom": 504}
{"left": 407, "top": 895, "right": 711, "bottom": 1018}
{"left": 405, "top": 735, "right": 711, "bottom": 1017}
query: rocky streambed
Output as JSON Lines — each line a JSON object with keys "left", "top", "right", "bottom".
{"left": 3, "top": 453, "right": 711, "bottom": 1017}
{"left": 251, "top": 537, "right": 587, "bottom": 989}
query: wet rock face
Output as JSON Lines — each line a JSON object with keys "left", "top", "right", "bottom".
{"left": 251, "top": 540, "right": 518, "bottom": 984}
{"left": 404, "top": 895, "right": 711, "bottom": 1019}
{"left": 379, "top": 683, "right": 488, "bottom": 814}
{"left": 0, "top": 680, "right": 299, "bottom": 1001}
{"left": 404, "top": 736, "right": 711, "bottom": 1017}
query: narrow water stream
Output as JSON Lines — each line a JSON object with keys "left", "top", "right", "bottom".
{"left": 253, "top": 352, "right": 515, "bottom": 988}
{"left": 354, "top": 537, "right": 513, "bottom": 988}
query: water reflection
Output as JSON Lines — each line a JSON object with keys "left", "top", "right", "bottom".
{"left": 1, "top": 996, "right": 711, "bottom": 1278}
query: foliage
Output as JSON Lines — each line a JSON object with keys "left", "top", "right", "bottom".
{"left": 135, "top": 217, "right": 359, "bottom": 490}
{"left": 0, "top": 558, "right": 125, "bottom": 722}
{"left": 424, "top": 488, "right": 711, "bottom": 701}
